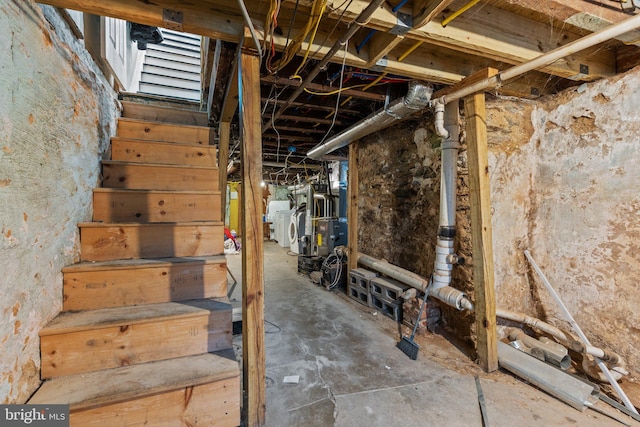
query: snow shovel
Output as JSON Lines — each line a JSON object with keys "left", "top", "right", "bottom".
{"left": 397, "top": 275, "right": 433, "bottom": 360}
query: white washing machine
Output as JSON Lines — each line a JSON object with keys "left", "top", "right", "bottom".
{"left": 289, "top": 212, "right": 299, "bottom": 254}
{"left": 275, "top": 210, "right": 293, "bottom": 248}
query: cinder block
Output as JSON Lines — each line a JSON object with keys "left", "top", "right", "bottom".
{"left": 371, "top": 295, "right": 401, "bottom": 321}
{"left": 348, "top": 268, "right": 378, "bottom": 293}
{"left": 347, "top": 282, "right": 370, "bottom": 307}
{"left": 369, "top": 276, "right": 410, "bottom": 305}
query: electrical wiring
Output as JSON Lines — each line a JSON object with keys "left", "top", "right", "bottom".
{"left": 311, "top": 0, "right": 355, "bottom": 59}
{"left": 303, "top": 83, "right": 371, "bottom": 96}
{"left": 318, "top": 40, "right": 348, "bottom": 143}
{"left": 290, "top": 0, "right": 328, "bottom": 80}
{"left": 322, "top": 247, "right": 346, "bottom": 290}
{"left": 269, "top": 0, "right": 327, "bottom": 74}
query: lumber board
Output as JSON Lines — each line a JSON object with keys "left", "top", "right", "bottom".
{"left": 36, "top": 0, "right": 244, "bottom": 41}
{"left": 121, "top": 101, "right": 208, "bottom": 126}
{"left": 464, "top": 93, "right": 498, "bottom": 373}
{"left": 92, "top": 188, "right": 221, "bottom": 223}
{"left": 110, "top": 138, "right": 217, "bottom": 167}
{"left": 434, "top": 68, "right": 500, "bottom": 99}
{"left": 117, "top": 118, "right": 211, "bottom": 145}
{"left": 70, "top": 377, "right": 239, "bottom": 427}
{"left": 40, "top": 299, "right": 232, "bottom": 378}
{"left": 30, "top": 351, "right": 238, "bottom": 411}
{"left": 101, "top": 161, "right": 219, "bottom": 192}
{"left": 347, "top": 144, "right": 359, "bottom": 272}
{"left": 219, "top": 122, "right": 231, "bottom": 223}
{"left": 63, "top": 257, "right": 227, "bottom": 311}
{"left": 79, "top": 221, "right": 224, "bottom": 262}
{"left": 240, "top": 51, "right": 266, "bottom": 427}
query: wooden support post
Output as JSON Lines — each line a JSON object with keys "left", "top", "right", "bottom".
{"left": 464, "top": 93, "right": 498, "bottom": 373}
{"left": 219, "top": 121, "right": 230, "bottom": 224}
{"left": 240, "top": 50, "right": 266, "bottom": 426}
{"left": 347, "top": 144, "right": 359, "bottom": 272}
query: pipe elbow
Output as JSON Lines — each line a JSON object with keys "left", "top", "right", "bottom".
{"left": 434, "top": 102, "right": 449, "bottom": 139}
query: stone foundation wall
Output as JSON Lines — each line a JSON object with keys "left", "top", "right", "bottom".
{"left": 0, "top": 2, "right": 118, "bottom": 402}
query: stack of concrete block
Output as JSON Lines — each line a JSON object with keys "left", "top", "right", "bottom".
{"left": 347, "top": 268, "right": 378, "bottom": 306}
{"left": 369, "top": 276, "right": 410, "bottom": 321}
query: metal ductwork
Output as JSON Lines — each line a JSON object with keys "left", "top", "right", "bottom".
{"left": 306, "top": 81, "right": 433, "bottom": 160}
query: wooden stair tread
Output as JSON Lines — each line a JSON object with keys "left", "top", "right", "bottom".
{"left": 41, "top": 298, "right": 231, "bottom": 336}
{"left": 78, "top": 220, "right": 223, "bottom": 227}
{"left": 117, "top": 117, "right": 210, "bottom": 132}
{"left": 29, "top": 350, "right": 239, "bottom": 411}
{"left": 62, "top": 255, "right": 227, "bottom": 273}
{"left": 102, "top": 160, "right": 217, "bottom": 170}
{"left": 93, "top": 188, "right": 220, "bottom": 195}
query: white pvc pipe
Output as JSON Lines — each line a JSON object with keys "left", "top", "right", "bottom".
{"left": 439, "top": 12, "right": 640, "bottom": 105}
{"left": 524, "top": 250, "right": 638, "bottom": 414}
{"left": 434, "top": 102, "right": 449, "bottom": 139}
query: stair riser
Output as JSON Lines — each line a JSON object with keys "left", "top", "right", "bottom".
{"left": 102, "top": 163, "right": 218, "bottom": 192}
{"left": 121, "top": 101, "right": 207, "bottom": 126}
{"left": 80, "top": 224, "right": 224, "bottom": 261}
{"left": 40, "top": 311, "right": 232, "bottom": 379}
{"left": 111, "top": 139, "right": 216, "bottom": 167}
{"left": 63, "top": 262, "right": 228, "bottom": 311}
{"left": 93, "top": 191, "right": 220, "bottom": 222}
{"left": 117, "top": 120, "right": 210, "bottom": 145}
{"left": 69, "top": 377, "right": 239, "bottom": 427}
{"left": 63, "top": 264, "right": 227, "bottom": 311}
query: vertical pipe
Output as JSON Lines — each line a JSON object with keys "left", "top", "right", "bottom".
{"left": 433, "top": 102, "right": 460, "bottom": 290}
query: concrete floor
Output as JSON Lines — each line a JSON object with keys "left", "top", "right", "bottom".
{"left": 227, "top": 242, "right": 631, "bottom": 427}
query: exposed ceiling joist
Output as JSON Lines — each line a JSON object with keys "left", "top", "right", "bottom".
{"left": 259, "top": 77, "right": 387, "bottom": 101}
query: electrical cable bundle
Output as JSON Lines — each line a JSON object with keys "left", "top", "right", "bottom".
{"left": 322, "top": 246, "right": 346, "bottom": 289}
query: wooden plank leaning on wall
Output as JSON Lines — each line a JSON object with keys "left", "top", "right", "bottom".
{"left": 464, "top": 92, "right": 498, "bottom": 373}
{"left": 347, "top": 144, "right": 359, "bottom": 273}
{"left": 240, "top": 49, "right": 266, "bottom": 425}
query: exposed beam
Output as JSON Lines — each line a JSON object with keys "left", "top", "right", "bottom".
{"left": 434, "top": 67, "right": 500, "bottom": 99}
{"left": 330, "top": 0, "right": 616, "bottom": 80}
{"left": 37, "top": 0, "right": 243, "bottom": 41}
{"left": 268, "top": 126, "right": 327, "bottom": 135}
{"left": 262, "top": 0, "right": 388, "bottom": 134}
{"left": 220, "top": 49, "right": 240, "bottom": 122}
{"left": 261, "top": 98, "right": 360, "bottom": 115}
{"left": 412, "top": 0, "right": 455, "bottom": 28}
{"left": 268, "top": 114, "right": 345, "bottom": 126}
{"left": 366, "top": 33, "right": 403, "bottom": 69}
{"left": 240, "top": 49, "right": 266, "bottom": 427}
{"left": 260, "top": 77, "right": 387, "bottom": 102}
{"left": 263, "top": 134, "right": 318, "bottom": 143}
{"left": 464, "top": 92, "right": 498, "bottom": 373}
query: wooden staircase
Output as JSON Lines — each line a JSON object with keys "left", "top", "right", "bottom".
{"left": 29, "top": 100, "right": 240, "bottom": 426}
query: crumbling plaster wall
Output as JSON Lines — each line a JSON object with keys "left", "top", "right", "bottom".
{"left": 358, "top": 67, "right": 640, "bottom": 376}
{"left": 0, "top": 2, "right": 118, "bottom": 402}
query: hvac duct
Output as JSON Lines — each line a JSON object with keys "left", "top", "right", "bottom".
{"left": 306, "top": 82, "right": 433, "bottom": 160}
